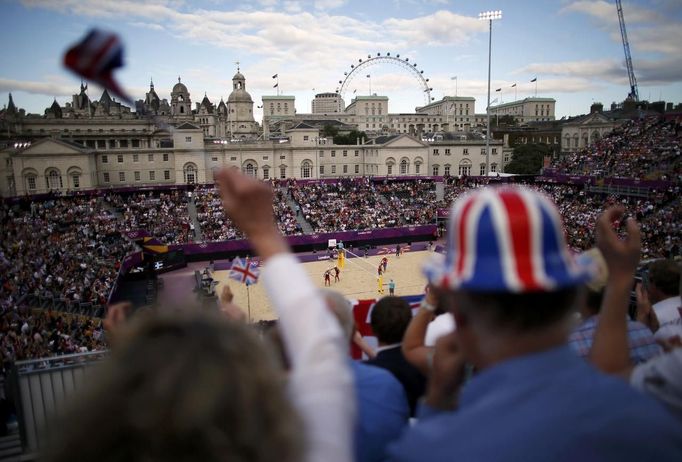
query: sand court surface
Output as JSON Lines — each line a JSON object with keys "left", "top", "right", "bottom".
{"left": 211, "top": 249, "right": 438, "bottom": 321}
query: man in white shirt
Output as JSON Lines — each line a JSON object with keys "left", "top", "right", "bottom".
{"left": 647, "top": 260, "right": 681, "bottom": 341}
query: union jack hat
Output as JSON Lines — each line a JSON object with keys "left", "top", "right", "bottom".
{"left": 425, "top": 185, "right": 593, "bottom": 293}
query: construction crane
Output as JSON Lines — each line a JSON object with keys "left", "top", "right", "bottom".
{"left": 615, "top": 0, "right": 639, "bottom": 101}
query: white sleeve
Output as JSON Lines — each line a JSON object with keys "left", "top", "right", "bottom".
{"left": 261, "top": 253, "right": 355, "bottom": 462}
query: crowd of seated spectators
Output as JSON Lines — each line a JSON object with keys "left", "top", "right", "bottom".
{"left": 194, "top": 184, "right": 302, "bottom": 242}
{"left": 536, "top": 183, "right": 681, "bottom": 259}
{"left": 290, "top": 178, "right": 401, "bottom": 232}
{"left": 551, "top": 116, "right": 682, "bottom": 180}
{"left": 0, "top": 197, "right": 134, "bottom": 315}
{"left": 106, "top": 191, "right": 192, "bottom": 245}
{"left": 0, "top": 308, "right": 106, "bottom": 376}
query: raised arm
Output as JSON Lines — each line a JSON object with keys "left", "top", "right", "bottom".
{"left": 215, "top": 168, "right": 354, "bottom": 462}
{"left": 589, "top": 206, "right": 641, "bottom": 374}
{"left": 402, "top": 287, "right": 438, "bottom": 375}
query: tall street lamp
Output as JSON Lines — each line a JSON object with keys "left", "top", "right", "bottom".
{"left": 479, "top": 10, "right": 502, "bottom": 177}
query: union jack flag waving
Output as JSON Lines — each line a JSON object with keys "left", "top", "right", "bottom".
{"left": 229, "top": 257, "right": 260, "bottom": 286}
{"left": 64, "top": 29, "right": 132, "bottom": 105}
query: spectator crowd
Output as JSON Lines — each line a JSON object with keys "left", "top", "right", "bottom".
{"left": 552, "top": 116, "right": 682, "bottom": 181}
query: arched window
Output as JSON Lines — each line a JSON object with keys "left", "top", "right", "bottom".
{"left": 26, "top": 175, "right": 37, "bottom": 191}
{"left": 400, "top": 159, "right": 408, "bottom": 175}
{"left": 301, "top": 161, "right": 312, "bottom": 178}
{"left": 184, "top": 163, "right": 197, "bottom": 184}
{"left": 244, "top": 163, "right": 256, "bottom": 177}
{"left": 415, "top": 162, "right": 421, "bottom": 174}
{"left": 458, "top": 159, "right": 471, "bottom": 176}
{"left": 46, "top": 169, "right": 62, "bottom": 190}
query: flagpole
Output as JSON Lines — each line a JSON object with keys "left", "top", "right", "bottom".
{"left": 535, "top": 79, "right": 538, "bottom": 97}
{"left": 246, "top": 284, "right": 251, "bottom": 323}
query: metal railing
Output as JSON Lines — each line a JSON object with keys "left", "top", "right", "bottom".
{"left": 11, "top": 351, "right": 108, "bottom": 454}
{"left": 24, "top": 295, "right": 106, "bottom": 318}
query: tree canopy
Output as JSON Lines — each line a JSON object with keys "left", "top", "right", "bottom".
{"left": 504, "top": 143, "right": 550, "bottom": 175}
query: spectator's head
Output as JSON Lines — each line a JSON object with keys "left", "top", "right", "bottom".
{"left": 323, "top": 289, "right": 355, "bottom": 341}
{"left": 47, "top": 311, "right": 302, "bottom": 462}
{"left": 370, "top": 296, "right": 411, "bottom": 346}
{"left": 425, "top": 186, "right": 591, "bottom": 368}
{"left": 647, "top": 259, "right": 681, "bottom": 304}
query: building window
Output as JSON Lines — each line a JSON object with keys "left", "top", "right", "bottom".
{"left": 331, "top": 150, "right": 336, "bottom": 157}
{"left": 102, "top": 155, "right": 108, "bottom": 163}
{"left": 185, "top": 136, "right": 192, "bottom": 142}
{"left": 320, "top": 165, "right": 325, "bottom": 175}
{"left": 280, "top": 155, "right": 286, "bottom": 160}
{"left": 481, "top": 148, "right": 486, "bottom": 155}
{"left": 491, "top": 163, "right": 497, "bottom": 173}
{"left": 280, "top": 166, "right": 286, "bottom": 179}
{"left": 118, "top": 172, "right": 125, "bottom": 182}
{"left": 47, "top": 170, "right": 62, "bottom": 189}
{"left": 504, "top": 152, "right": 510, "bottom": 163}
{"left": 433, "top": 149, "right": 439, "bottom": 155}
{"left": 164, "top": 170, "right": 170, "bottom": 180}
{"left": 415, "top": 163, "right": 421, "bottom": 174}
{"left": 103, "top": 172, "right": 110, "bottom": 183}
{"left": 445, "top": 148, "right": 451, "bottom": 155}
{"left": 26, "top": 175, "right": 36, "bottom": 191}
{"left": 400, "top": 159, "right": 408, "bottom": 175}
{"left": 303, "top": 136, "right": 309, "bottom": 141}
{"left": 343, "top": 165, "right": 348, "bottom": 174}
{"left": 480, "top": 164, "right": 486, "bottom": 176}
{"left": 108, "top": 140, "right": 116, "bottom": 149}
{"left": 132, "top": 139, "right": 140, "bottom": 148}
{"left": 432, "top": 165, "right": 439, "bottom": 176}
{"left": 212, "top": 157, "right": 218, "bottom": 162}
{"left": 133, "top": 154, "right": 139, "bottom": 162}
{"left": 117, "top": 154, "right": 123, "bottom": 163}
{"left": 444, "top": 165, "right": 451, "bottom": 176}
{"left": 458, "top": 161, "right": 471, "bottom": 176}
{"left": 301, "top": 161, "right": 312, "bottom": 178}
{"left": 387, "top": 164, "right": 393, "bottom": 175}
{"left": 463, "top": 148, "right": 469, "bottom": 155}
{"left": 134, "top": 171, "right": 140, "bottom": 181}
{"left": 148, "top": 153, "right": 154, "bottom": 162}
{"left": 263, "top": 167, "right": 270, "bottom": 180}
{"left": 163, "top": 153, "right": 169, "bottom": 161}
{"left": 343, "top": 150, "right": 347, "bottom": 157}
{"left": 244, "top": 163, "right": 256, "bottom": 177}
{"left": 492, "top": 148, "right": 497, "bottom": 155}
{"left": 149, "top": 171, "right": 155, "bottom": 180}
{"left": 72, "top": 175, "right": 80, "bottom": 188}
{"left": 331, "top": 165, "right": 336, "bottom": 174}
{"left": 355, "top": 165, "right": 359, "bottom": 174}
{"left": 355, "top": 150, "right": 359, "bottom": 156}
{"left": 232, "top": 157, "right": 238, "bottom": 161}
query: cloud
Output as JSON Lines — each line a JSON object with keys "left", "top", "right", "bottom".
{"left": 314, "top": 0, "right": 347, "bottom": 10}
{"left": 0, "top": 78, "right": 74, "bottom": 98}
{"left": 128, "top": 21, "right": 165, "bottom": 31}
{"left": 515, "top": 56, "right": 682, "bottom": 86}
{"left": 560, "top": 0, "right": 681, "bottom": 56}
{"left": 383, "top": 10, "right": 486, "bottom": 47}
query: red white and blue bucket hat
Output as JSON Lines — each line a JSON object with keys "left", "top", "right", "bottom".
{"left": 425, "top": 185, "right": 594, "bottom": 292}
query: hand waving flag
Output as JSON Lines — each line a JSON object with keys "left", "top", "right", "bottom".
{"left": 229, "top": 257, "right": 260, "bottom": 286}
{"left": 64, "top": 29, "right": 133, "bottom": 105}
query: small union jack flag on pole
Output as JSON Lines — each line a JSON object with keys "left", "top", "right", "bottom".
{"left": 64, "top": 29, "right": 133, "bottom": 105}
{"left": 229, "top": 257, "right": 260, "bottom": 285}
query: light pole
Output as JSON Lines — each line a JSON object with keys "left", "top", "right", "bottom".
{"left": 479, "top": 10, "right": 502, "bottom": 177}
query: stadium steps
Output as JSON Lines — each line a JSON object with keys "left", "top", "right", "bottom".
{"left": 186, "top": 197, "right": 204, "bottom": 242}
{"left": 284, "top": 190, "right": 314, "bottom": 234}
{"left": 0, "top": 432, "right": 22, "bottom": 461}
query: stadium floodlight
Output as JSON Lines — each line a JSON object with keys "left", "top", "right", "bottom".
{"left": 479, "top": 9, "right": 502, "bottom": 176}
